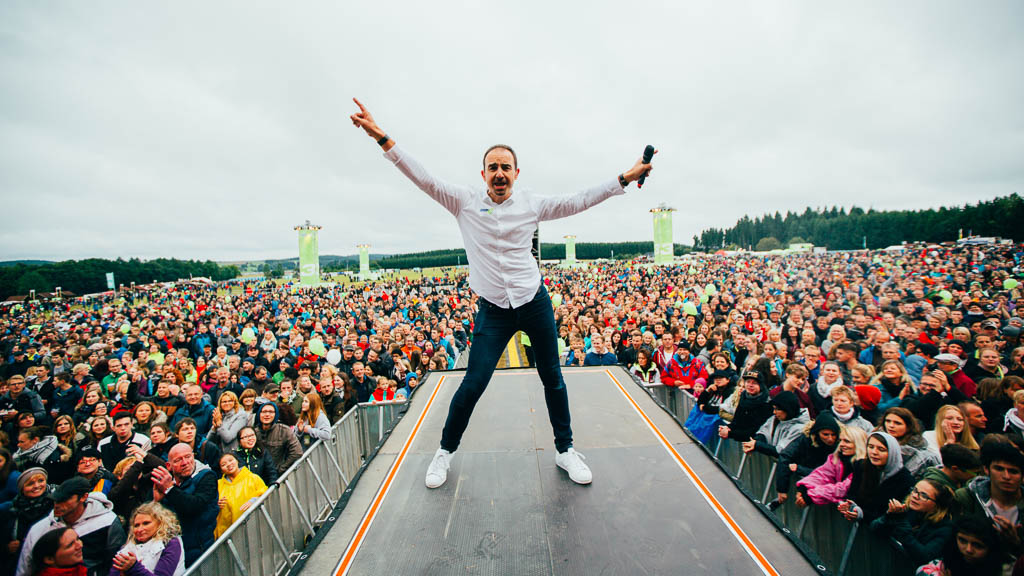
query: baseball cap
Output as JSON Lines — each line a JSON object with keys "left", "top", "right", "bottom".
{"left": 50, "top": 476, "right": 91, "bottom": 502}
{"left": 981, "top": 319, "right": 1000, "bottom": 329}
{"left": 743, "top": 371, "right": 763, "bottom": 384}
{"left": 934, "top": 353, "right": 964, "bottom": 367}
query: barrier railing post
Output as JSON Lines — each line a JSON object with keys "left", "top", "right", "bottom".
{"left": 796, "top": 507, "right": 810, "bottom": 538}
{"left": 735, "top": 452, "right": 748, "bottom": 479}
{"left": 761, "top": 462, "right": 777, "bottom": 503}
{"left": 837, "top": 521, "right": 860, "bottom": 576}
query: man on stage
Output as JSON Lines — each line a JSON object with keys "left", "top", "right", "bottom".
{"left": 350, "top": 98, "right": 654, "bottom": 488}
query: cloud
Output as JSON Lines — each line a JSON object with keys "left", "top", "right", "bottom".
{"left": 1, "top": 1, "right": 1022, "bottom": 261}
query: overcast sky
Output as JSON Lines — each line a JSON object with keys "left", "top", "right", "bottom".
{"left": 1, "top": 2, "right": 1022, "bottom": 262}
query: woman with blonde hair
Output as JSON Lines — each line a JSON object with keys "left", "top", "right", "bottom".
{"left": 795, "top": 426, "right": 869, "bottom": 507}
{"left": 293, "top": 392, "right": 331, "bottom": 450}
{"left": 110, "top": 501, "right": 185, "bottom": 576}
{"left": 869, "top": 478, "right": 954, "bottom": 565}
{"left": 209, "top": 391, "right": 249, "bottom": 452}
{"left": 869, "top": 360, "right": 916, "bottom": 412}
{"left": 924, "top": 405, "right": 980, "bottom": 453}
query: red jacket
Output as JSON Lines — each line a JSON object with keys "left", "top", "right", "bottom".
{"left": 661, "top": 354, "right": 708, "bottom": 390}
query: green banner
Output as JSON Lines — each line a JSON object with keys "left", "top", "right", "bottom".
{"left": 565, "top": 237, "right": 576, "bottom": 265}
{"left": 652, "top": 211, "right": 674, "bottom": 265}
{"left": 297, "top": 229, "right": 320, "bottom": 285}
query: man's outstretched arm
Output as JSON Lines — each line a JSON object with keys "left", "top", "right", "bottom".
{"left": 350, "top": 97, "right": 469, "bottom": 216}
{"left": 533, "top": 150, "right": 657, "bottom": 222}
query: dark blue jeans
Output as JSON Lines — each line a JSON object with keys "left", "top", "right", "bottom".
{"left": 440, "top": 284, "right": 573, "bottom": 453}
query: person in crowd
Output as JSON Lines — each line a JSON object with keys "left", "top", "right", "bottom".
{"left": 168, "top": 385, "right": 213, "bottom": 438}
{"left": 952, "top": 441, "right": 1024, "bottom": 560}
{"left": 870, "top": 478, "right": 955, "bottom": 566}
{"left": 809, "top": 361, "right": 845, "bottom": 413}
{"left": 871, "top": 359, "right": 918, "bottom": 413}
{"left": 16, "top": 476, "right": 125, "bottom": 576}
{"left": 790, "top": 424, "right": 864, "bottom": 504}
{"left": 52, "top": 416, "right": 78, "bottom": 456}
{"left": 147, "top": 424, "right": 176, "bottom": 462}
{"left": 130, "top": 402, "right": 164, "bottom": 439}
{"left": 828, "top": 386, "right": 873, "bottom": 433}
{"left": 839, "top": 431, "right": 915, "bottom": 523}
{"left": 233, "top": 426, "right": 278, "bottom": 486}
{"left": 208, "top": 392, "right": 248, "bottom": 452}
{"left": 14, "top": 428, "right": 72, "bottom": 484}
{"left": 742, "top": 391, "right": 810, "bottom": 460}
{"left": 253, "top": 403, "right": 302, "bottom": 476}
{"left": 172, "top": 419, "right": 221, "bottom": 475}
{"left": 903, "top": 370, "right": 968, "bottom": 433}
{"left": 72, "top": 387, "right": 107, "bottom": 427}
{"left": 74, "top": 447, "right": 116, "bottom": 496}
{"left": 0, "top": 448, "right": 19, "bottom": 512}
{"left": 106, "top": 446, "right": 164, "bottom": 520}
{"left": 29, "top": 527, "right": 84, "bottom": 576}
{"left": 214, "top": 453, "right": 268, "bottom": 538}
{"left": 97, "top": 413, "right": 151, "bottom": 472}
{"left": 959, "top": 400, "right": 988, "bottom": 444}
{"left": 935, "top": 353, "right": 978, "bottom": 398}
{"left": 582, "top": 335, "right": 617, "bottom": 367}
{"left": 921, "top": 444, "right": 982, "bottom": 495}
{"left": 772, "top": 363, "right": 816, "bottom": 418}
{"left": 696, "top": 370, "right": 736, "bottom": 417}
{"left": 924, "top": 405, "right": 980, "bottom": 454}
{"left": 717, "top": 371, "right": 773, "bottom": 443}
{"left": 981, "top": 376, "right": 1023, "bottom": 435}
{"left": 1, "top": 468, "right": 52, "bottom": 570}
{"left": 661, "top": 344, "right": 708, "bottom": 392}
{"left": 774, "top": 411, "right": 841, "bottom": 505}
{"left": 878, "top": 407, "right": 942, "bottom": 478}
{"left": 293, "top": 393, "right": 330, "bottom": 450}
{"left": 629, "top": 348, "right": 661, "bottom": 385}
{"left": 916, "top": 516, "right": 1004, "bottom": 576}
{"left": 109, "top": 502, "right": 186, "bottom": 576}
{"left": 150, "top": 445, "right": 217, "bottom": 567}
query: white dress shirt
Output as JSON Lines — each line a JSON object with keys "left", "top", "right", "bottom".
{"left": 385, "top": 146, "right": 626, "bottom": 309}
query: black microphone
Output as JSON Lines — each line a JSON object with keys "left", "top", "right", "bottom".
{"left": 637, "top": 145, "right": 655, "bottom": 188}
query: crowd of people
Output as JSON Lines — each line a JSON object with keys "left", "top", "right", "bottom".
{"left": 550, "top": 242, "right": 1022, "bottom": 576}
{"left": 0, "top": 276, "right": 471, "bottom": 575}
{"left": 3, "top": 240, "right": 1024, "bottom": 574}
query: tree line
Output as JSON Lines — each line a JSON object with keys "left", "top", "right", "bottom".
{"left": 0, "top": 259, "right": 239, "bottom": 300}
{"left": 693, "top": 194, "right": 1024, "bottom": 251}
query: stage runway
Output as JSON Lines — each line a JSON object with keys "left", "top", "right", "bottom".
{"left": 304, "top": 367, "right": 819, "bottom": 576}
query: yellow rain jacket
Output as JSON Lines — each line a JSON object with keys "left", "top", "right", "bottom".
{"left": 215, "top": 467, "right": 269, "bottom": 537}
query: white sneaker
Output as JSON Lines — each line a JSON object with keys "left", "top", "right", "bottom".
{"left": 555, "top": 448, "right": 592, "bottom": 485}
{"left": 425, "top": 448, "right": 452, "bottom": 489}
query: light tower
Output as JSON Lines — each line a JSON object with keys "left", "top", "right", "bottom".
{"left": 294, "top": 221, "right": 322, "bottom": 286}
{"left": 650, "top": 204, "right": 676, "bottom": 265}
{"left": 357, "top": 244, "right": 371, "bottom": 280}
{"left": 563, "top": 235, "right": 577, "bottom": 266}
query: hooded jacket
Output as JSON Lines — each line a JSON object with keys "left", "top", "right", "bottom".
{"left": 953, "top": 475, "right": 1024, "bottom": 548}
{"left": 777, "top": 411, "right": 841, "bottom": 493}
{"left": 215, "top": 467, "right": 268, "bottom": 538}
{"left": 15, "top": 491, "right": 126, "bottom": 576}
{"left": 751, "top": 392, "right": 810, "bottom": 457}
{"left": 162, "top": 460, "right": 219, "bottom": 567}
{"left": 848, "top": 431, "right": 915, "bottom": 522}
{"left": 234, "top": 445, "right": 279, "bottom": 486}
{"left": 254, "top": 403, "right": 303, "bottom": 474}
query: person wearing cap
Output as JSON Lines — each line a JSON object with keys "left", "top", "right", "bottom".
{"left": 73, "top": 447, "right": 116, "bottom": 496}
{"left": 717, "top": 371, "right": 773, "bottom": 443}
{"left": 935, "top": 353, "right": 977, "bottom": 398}
{"left": 352, "top": 98, "right": 654, "bottom": 489}
{"left": 14, "top": 476, "right": 125, "bottom": 576}
{"left": 4, "top": 347, "right": 36, "bottom": 380}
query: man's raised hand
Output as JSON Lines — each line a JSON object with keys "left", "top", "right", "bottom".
{"left": 350, "top": 98, "right": 386, "bottom": 141}
{"left": 622, "top": 149, "right": 658, "bottom": 185}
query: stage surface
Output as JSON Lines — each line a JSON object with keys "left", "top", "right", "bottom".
{"left": 305, "top": 367, "right": 819, "bottom": 576}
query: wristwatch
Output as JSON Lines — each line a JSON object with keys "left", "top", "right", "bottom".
{"left": 377, "top": 135, "right": 390, "bottom": 147}
{"left": 618, "top": 173, "right": 629, "bottom": 188}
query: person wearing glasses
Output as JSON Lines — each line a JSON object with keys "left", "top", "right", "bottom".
{"left": 870, "top": 478, "right": 955, "bottom": 566}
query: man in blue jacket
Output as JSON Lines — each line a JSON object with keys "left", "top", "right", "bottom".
{"left": 152, "top": 443, "right": 219, "bottom": 567}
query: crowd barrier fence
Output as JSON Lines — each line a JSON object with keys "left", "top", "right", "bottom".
{"left": 646, "top": 384, "right": 919, "bottom": 576}
{"left": 184, "top": 400, "right": 407, "bottom": 576}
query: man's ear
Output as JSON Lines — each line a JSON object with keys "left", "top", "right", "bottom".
{"left": 481, "top": 170, "right": 486, "bottom": 181}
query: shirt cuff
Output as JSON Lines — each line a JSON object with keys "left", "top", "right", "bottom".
{"left": 383, "top": 144, "right": 402, "bottom": 163}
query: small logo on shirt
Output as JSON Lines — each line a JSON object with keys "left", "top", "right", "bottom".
{"left": 479, "top": 208, "right": 493, "bottom": 214}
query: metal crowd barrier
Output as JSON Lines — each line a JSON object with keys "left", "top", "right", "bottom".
{"left": 184, "top": 400, "right": 408, "bottom": 576}
{"left": 644, "top": 383, "right": 918, "bottom": 576}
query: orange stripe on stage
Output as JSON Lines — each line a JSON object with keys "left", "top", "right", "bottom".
{"left": 333, "top": 375, "right": 447, "bottom": 576}
{"left": 604, "top": 370, "right": 780, "bottom": 576}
